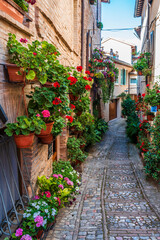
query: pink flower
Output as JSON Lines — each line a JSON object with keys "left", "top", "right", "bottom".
{"left": 45, "top": 191, "right": 51, "bottom": 198}
{"left": 33, "top": 52, "right": 37, "bottom": 56}
{"left": 58, "top": 174, "right": 63, "bottom": 178}
{"left": 41, "top": 110, "right": 50, "bottom": 118}
{"left": 58, "top": 184, "right": 64, "bottom": 189}
{"left": 34, "top": 215, "right": 43, "bottom": 227}
{"left": 54, "top": 197, "right": 61, "bottom": 206}
{"left": 36, "top": 114, "right": 40, "bottom": 117}
{"left": 53, "top": 174, "right": 58, "bottom": 179}
{"left": 15, "top": 228, "right": 23, "bottom": 237}
{"left": 20, "top": 235, "right": 32, "bottom": 240}
{"left": 64, "top": 177, "right": 69, "bottom": 181}
{"left": 67, "top": 180, "right": 73, "bottom": 186}
{"left": 34, "top": 195, "right": 40, "bottom": 200}
{"left": 20, "top": 38, "right": 28, "bottom": 43}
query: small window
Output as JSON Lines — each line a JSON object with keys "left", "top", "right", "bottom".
{"left": 115, "top": 77, "right": 119, "bottom": 84}
{"left": 130, "top": 78, "right": 137, "bottom": 84}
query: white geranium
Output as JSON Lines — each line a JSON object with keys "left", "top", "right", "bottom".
{"left": 33, "top": 211, "right": 41, "bottom": 218}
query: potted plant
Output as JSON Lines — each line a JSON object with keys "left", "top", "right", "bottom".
{"left": 4, "top": 116, "right": 46, "bottom": 148}
{"left": 146, "top": 111, "right": 155, "bottom": 121}
{"left": 97, "top": 22, "right": 103, "bottom": 30}
{"left": 89, "top": 0, "right": 96, "bottom": 4}
{"left": 133, "top": 52, "right": 151, "bottom": 76}
{"left": 72, "top": 96, "right": 90, "bottom": 116}
{"left": 7, "top": 34, "right": 60, "bottom": 84}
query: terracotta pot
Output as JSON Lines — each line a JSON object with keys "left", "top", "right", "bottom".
{"left": 35, "top": 230, "right": 44, "bottom": 240}
{"left": 147, "top": 114, "right": 155, "bottom": 121}
{"left": 38, "top": 122, "right": 54, "bottom": 136}
{"left": 69, "top": 93, "right": 78, "bottom": 101}
{"left": 6, "top": 64, "right": 25, "bottom": 83}
{"left": 14, "top": 133, "right": 34, "bottom": 148}
{"left": 39, "top": 133, "right": 53, "bottom": 144}
{"left": 76, "top": 111, "right": 82, "bottom": 116}
{"left": 42, "top": 82, "right": 54, "bottom": 88}
{"left": 0, "top": 0, "right": 24, "bottom": 23}
{"left": 138, "top": 71, "right": 142, "bottom": 76}
{"left": 89, "top": 0, "right": 95, "bottom": 4}
{"left": 90, "top": 73, "right": 94, "bottom": 77}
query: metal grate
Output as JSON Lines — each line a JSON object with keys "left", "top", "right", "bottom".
{"left": 0, "top": 134, "right": 33, "bottom": 237}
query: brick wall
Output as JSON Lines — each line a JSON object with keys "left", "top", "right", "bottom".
{"left": 0, "top": 0, "right": 101, "bottom": 192}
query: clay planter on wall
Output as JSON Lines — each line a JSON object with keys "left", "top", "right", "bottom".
{"left": 6, "top": 64, "right": 25, "bottom": 83}
{"left": 0, "top": 0, "right": 24, "bottom": 23}
{"left": 39, "top": 133, "right": 53, "bottom": 144}
{"left": 69, "top": 93, "right": 78, "bottom": 101}
{"left": 14, "top": 133, "right": 34, "bottom": 148}
{"left": 38, "top": 122, "right": 54, "bottom": 136}
{"left": 89, "top": 0, "right": 95, "bottom": 4}
{"left": 147, "top": 114, "right": 155, "bottom": 121}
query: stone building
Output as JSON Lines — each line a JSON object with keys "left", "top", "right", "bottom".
{"left": 0, "top": 0, "right": 110, "bottom": 234}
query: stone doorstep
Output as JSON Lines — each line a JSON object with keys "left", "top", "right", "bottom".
{"left": 109, "top": 230, "right": 160, "bottom": 234}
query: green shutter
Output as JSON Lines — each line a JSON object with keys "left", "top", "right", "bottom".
{"left": 124, "top": 69, "right": 126, "bottom": 85}
{"left": 121, "top": 69, "right": 123, "bottom": 85}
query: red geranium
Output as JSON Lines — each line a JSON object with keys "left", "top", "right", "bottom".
{"left": 45, "top": 191, "right": 51, "bottom": 198}
{"left": 146, "top": 84, "right": 149, "bottom": 87}
{"left": 70, "top": 104, "right": 75, "bottom": 109}
{"left": 52, "top": 97, "right": 62, "bottom": 105}
{"left": 88, "top": 77, "right": 92, "bottom": 82}
{"left": 54, "top": 52, "right": 58, "bottom": 55}
{"left": 142, "top": 93, "right": 145, "bottom": 97}
{"left": 83, "top": 77, "right": 88, "bottom": 80}
{"left": 77, "top": 66, "right": 83, "bottom": 72}
{"left": 33, "top": 52, "right": 37, "bottom": 56}
{"left": 66, "top": 115, "right": 73, "bottom": 123}
{"left": 85, "top": 85, "right": 91, "bottom": 91}
{"left": 157, "top": 90, "right": 160, "bottom": 93}
{"left": 53, "top": 82, "right": 60, "bottom": 88}
{"left": 68, "top": 76, "right": 77, "bottom": 85}
{"left": 85, "top": 71, "right": 90, "bottom": 75}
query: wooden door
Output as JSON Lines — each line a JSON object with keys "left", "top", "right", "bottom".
{"left": 109, "top": 100, "right": 117, "bottom": 120}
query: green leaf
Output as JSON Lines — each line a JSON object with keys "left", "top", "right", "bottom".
{"left": 26, "top": 70, "right": 36, "bottom": 80}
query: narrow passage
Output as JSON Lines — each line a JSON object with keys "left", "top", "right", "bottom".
{"left": 47, "top": 119, "right": 160, "bottom": 240}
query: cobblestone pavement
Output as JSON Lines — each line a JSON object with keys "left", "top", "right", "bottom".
{"left": 46, "top": 119, "right": 160, "bottom": 240}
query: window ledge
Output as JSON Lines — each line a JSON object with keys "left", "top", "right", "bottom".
{"left": 0, "top": 10, "right": 34, "bottom": 36}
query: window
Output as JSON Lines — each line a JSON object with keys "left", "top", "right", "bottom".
{"left": 115, "top": 76, "right": 119, "bottom": 84}
{"left": 130, "top": 78, "right": 137, "bottom": 84}
{"left": 121, "top": 69, "right": 126, "bottom": 85}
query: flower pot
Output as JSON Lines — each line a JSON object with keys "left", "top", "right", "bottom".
{"left": 147, "top": 114, "right": 155, "bottom": 121}
{"left": 35, "top": 230, "right": 44, "bottom": 240}
{"left": 138, "top": 71, "right": 143, "bottom": 76}
{"left": 90, "top": 73, "right": 94, "bottom": 77}
{"left": 89, "top": 0, "right": 95, "bottom": 4}
{"left": 6, "top": 64, "right": 25, "bottom": 83}
{"left": 38, "top": 122, "right": 54, "bottom": 136}
{"left": 42, "top": 82, "right": 54, "bottom": 88}
{"left": 39, "top": 133, "right": 53, "bottom": 144}
{"left": 0, "top": 0, "right": 24, "bottom": 23}
{"left": 14, "top": 133, "right": 34, "bottom": 148}
{"left": 69, "top": 93, "right": 78, "bottom": 101}
{"left": 76, "top": 111, "right": 82, "bottom": 116}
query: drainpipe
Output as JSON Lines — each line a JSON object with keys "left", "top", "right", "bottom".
{"left": 81, "top": 0, "right": 84, "bottom": 68}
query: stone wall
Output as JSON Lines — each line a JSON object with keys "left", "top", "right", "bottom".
{"left": 0, "top": 0, "right": 101, "bottom": 192}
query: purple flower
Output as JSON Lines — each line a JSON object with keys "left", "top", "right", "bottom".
{"left": 34, "top": 195, "right": 40, "bottom": 200}
{"left": 15, "top": 228, "right": 23, "bottom": 237}
{"left": 20, "top": 38, "right": 28, "bottom": 43}
{"left": 20, "top": 234, "right": 32, "bottom": 240}
{"left": 58, "top": 184, "right": 64, "bottom": 189}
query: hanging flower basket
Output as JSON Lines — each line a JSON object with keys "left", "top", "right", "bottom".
{"left": 69, "top": 93, "right": 79, "bottom": 101}
{"left": 39, "top": 133, "right": 53, "bottom": 144}
{"left": 89, "top": 0, "right": 96, "bottom": 4}
{"left": 14, "top": 133, "right": 34, "bottom": 148}
{"left": 38, "top": 122, "right": 54, "bottom": 136}
{"left": 6, "top": 63, "right": 25, "bottom": 83}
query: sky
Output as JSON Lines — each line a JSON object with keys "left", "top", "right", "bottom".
{"left": 101, "top": 0, "right": 141, "bottom": 50}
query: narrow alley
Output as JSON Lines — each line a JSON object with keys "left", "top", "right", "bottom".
{"left": 46, "top": 119, "right": 160, "bottom": 240}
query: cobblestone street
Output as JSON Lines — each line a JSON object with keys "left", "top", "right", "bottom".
{"left": 46, "top": 119, "right": 160, "bottom": 240}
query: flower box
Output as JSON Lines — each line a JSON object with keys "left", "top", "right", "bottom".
{"left": 6, "top": 63, "right": 25, "bottom": 83}
{"left": 14, "top": 133, "right": 34, "bottom": 148}
{"left": 0, "top": 0, "right": 24, "bottom": 23}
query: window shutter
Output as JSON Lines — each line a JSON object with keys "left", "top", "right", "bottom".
{"left": 124, "top": 69, "right": 126, "bottom": 85}
{"left": 121, "top": 70, "right": 123, "bottom": 85}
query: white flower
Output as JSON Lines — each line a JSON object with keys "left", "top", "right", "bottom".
{"left": 26, "top": 209, "right": 32, "bottom": 212}
{"left": 77, "top": 172, "right": 79, "bottom": 176}
{"left": 33, "top": 211, "right": 41, "bottom": 218}
{"left": 23, "top": 213, "right": 31, "bottom": 218}
{"left": 73, "top": 170, "right": 76, "bottom": 173}
{"left": 69, "top": 172, "right": 73, "bottom": 175}
{"left": 61, "top": 170, "right": 64, "bottom": 172}
{"left": 42, "top": 219, "right": 47, "bottom": 227}
{"left": 35, "top": 205, "right": 40, "bottom": 210}
{"left": 76, "top": 180, "right": 81, "bottom": 184}
{"left": 75, "top": 187, "right": 79, "bottom": 191}
{"left": 45, "top": 209, "right": 49, "bottom": 213}
{"left": 31, "top": 203, "right": 37, "bottom": 207}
